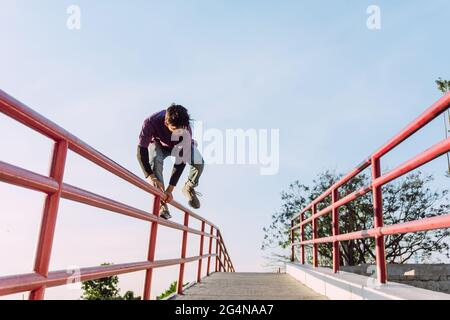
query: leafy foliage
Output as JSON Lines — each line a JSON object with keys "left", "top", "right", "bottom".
{"left": 436, "top": 78, "right": 450, "bottom": 94}
{"left": 262, "top": 171, "right": 450, "bottom": 268}
{"left": 81, "top": 263, "right": 141, "bottom": 300}
{"left": 157, "top": 281, "right": 188, "bottom": 300}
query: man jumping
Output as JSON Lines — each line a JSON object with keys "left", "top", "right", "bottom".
{"left": 137, "top": 104, "right": 204, "bottom": 220}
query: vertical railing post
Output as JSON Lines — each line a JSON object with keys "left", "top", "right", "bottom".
{"left": 29, "top": 140, "right": 68, "bottom": 300}
{"left": 301, "top": 212, "right": 305, "bottom": 265}
{"left": 219, "top": 243, "right": 223, "bottom": 272}
{"left": 332, "top": 189, "right": 340, "bottom": 274}
{"left": 197, "top": 221, "right": 206, "bottom": 283}
{"left": 143, "top": 196, "right": 161, "bottom": 300}
{"left": 291, "top": 220, "right": 295, "bottom": 262}
{"left": 215, "top": 230, "right": 219, "bottom": 272}
{"left": 218, "top": 231, "right": 225, "bottom": 272}
{"left": 177, "top": 212, "right": 190, "bottom": 294}
{"left": 372, "top": 157, "right": 387, "bottom": 284}
{"left": 312, "top": 205, "right": 318, "bottom": 268}
{"left": 223, "top": 247, "right": 227, "bottom": 272}
{"left": 207, "top": 226, "right": 214, "bottom": 276}
{"left": 222, "top": 254, "right": 225, "bottom": 272}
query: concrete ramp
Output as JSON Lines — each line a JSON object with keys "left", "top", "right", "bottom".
{"left": 173, "top": 273, "right": 327, "bottom": 300}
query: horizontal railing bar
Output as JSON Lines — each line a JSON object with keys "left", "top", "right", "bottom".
{"left": 0, "top": 90, "right": 218, "bottom": 230}
{"left": 62, "top": 183, "right": 155, "bottom": 221}
{"left": 373, "top": 93, "right": 450, "bottom": 159}
{"left": 293, "top": 213, "right": 450, "bottom": 246}
{"left": 373, "top": 137, "right": 450, "bottom": 188}
{"left": 0, "top": 161, "right": 59, "bottom": 194}
{"left": 0, "top": 160, "right": 217, "bottom": 239}
{"left": 292, "top": 93, "right": 450, "bottom": 222}
{"left": 293, "top": 186, "right": 372, "bottom": 230}
{"left": 292, "top": 137, "right": 450, "bottom": 230}
{"left": 292, "top": 159, "right": 371, "bottom": 221}
{"left": 61, "top": 184, "right": 217, "bottom": 238}
{"left": 0, "top": 254, "right": 216, "bottom": 297}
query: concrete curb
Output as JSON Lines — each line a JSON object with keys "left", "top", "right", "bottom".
{"left": 286, "top": 263, "right": 450, "bottom": 300}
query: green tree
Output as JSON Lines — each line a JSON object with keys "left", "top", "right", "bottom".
{"left": 120, "top": 291, "right": 141, "bottom": 301}
{"left": 156, "top": 281, "right": 189, "bottom": 300}
{"left": 262, "top": 171, "right": 449, "bottom": 268}
{"left": 81, "top": 263, "right": 141, "bottom": 300}
{"left": 157, "top": 281, "right": 178, "bottom": 300}
{"left": 436, "top": 78, "right": 450, "bottom": 94}
{"left": 436, "top": 77, "right": 450, "bottom": 177}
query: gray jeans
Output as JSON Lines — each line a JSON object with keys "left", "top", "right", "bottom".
{"left": 149, "top": 143, "right": 204, "bottom": 189}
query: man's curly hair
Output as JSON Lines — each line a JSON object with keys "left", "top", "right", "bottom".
{"left": 166, "top": 104, "right": 191, "bottom": 129}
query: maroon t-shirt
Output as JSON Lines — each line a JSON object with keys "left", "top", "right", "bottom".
{"left": 138, "top": 110, "right": 192, "bottom": 149}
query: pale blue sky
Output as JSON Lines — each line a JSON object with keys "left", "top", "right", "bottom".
{"left": 0, "top": 0, "right": 449, "bottom": 299}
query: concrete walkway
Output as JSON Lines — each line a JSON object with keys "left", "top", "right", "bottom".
{"left": 173, "top": 273, "right": 327, "bottom": 300}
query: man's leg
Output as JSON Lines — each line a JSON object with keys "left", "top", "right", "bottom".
{"left": 183, "top": 146, "right": 205, "bottom": 209}
{"left": 188, "top": 145, "right": 204, "bottom": 187}
{"left": 150, "top": 143, "right": 171, "bottom": 218}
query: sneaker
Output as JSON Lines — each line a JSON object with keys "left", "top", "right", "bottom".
{"left": 159, "top": 204, "right": 172, "bottom": 220}
{"left": 182, "top": 183, "right": 202, "bottom": 209}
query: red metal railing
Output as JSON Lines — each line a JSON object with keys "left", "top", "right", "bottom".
{"left": 0, "top": 89, "right": 234, "bottom": 300}
{"left": 291, "top": 93, "right": 450, "bottom": 284}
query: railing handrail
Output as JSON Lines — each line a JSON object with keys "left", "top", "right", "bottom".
{"left": 0, "top": 90, "right": 217, "bottom": 229}
{"left": 292, "top": 93, "right": 450, "bottom": 222}
{"left": 291, "top": 93, "right": 450, "bottom": 284}
{"left": 0, "top": 89, "right": 234, "bottom": 300}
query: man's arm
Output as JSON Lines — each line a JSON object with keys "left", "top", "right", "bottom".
{"left": 169, "top": 163, "right": 187, "bottom": 187}
{"left": 137, "top": 146, "right": 153, "bottom": 178}
{"left": 137, "top": 146, "right": 166, "bottom": 194}
{"left": 137, "top": 141, "right": 185, "bottom": 184}
{"left": 136, "top": 148, "right": 186, "bottom": 203}
{"left": 163, "top": 163, "right": 186, "bottom": 204}
{"left": 138, "top": 118, "right": 160, "bottom": 182}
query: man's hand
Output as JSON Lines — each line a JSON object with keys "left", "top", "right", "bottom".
{"left": 164, "top": 191, "right": 174, "bottom": 204}
{"left": 148, "top": 175, "right": 164, "bottom": 192}
{"left": 147, "top": 176, "right": 174, "bottom": 203}
{"left": 164, "top": 185, "right": 175, "bottom": 204}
